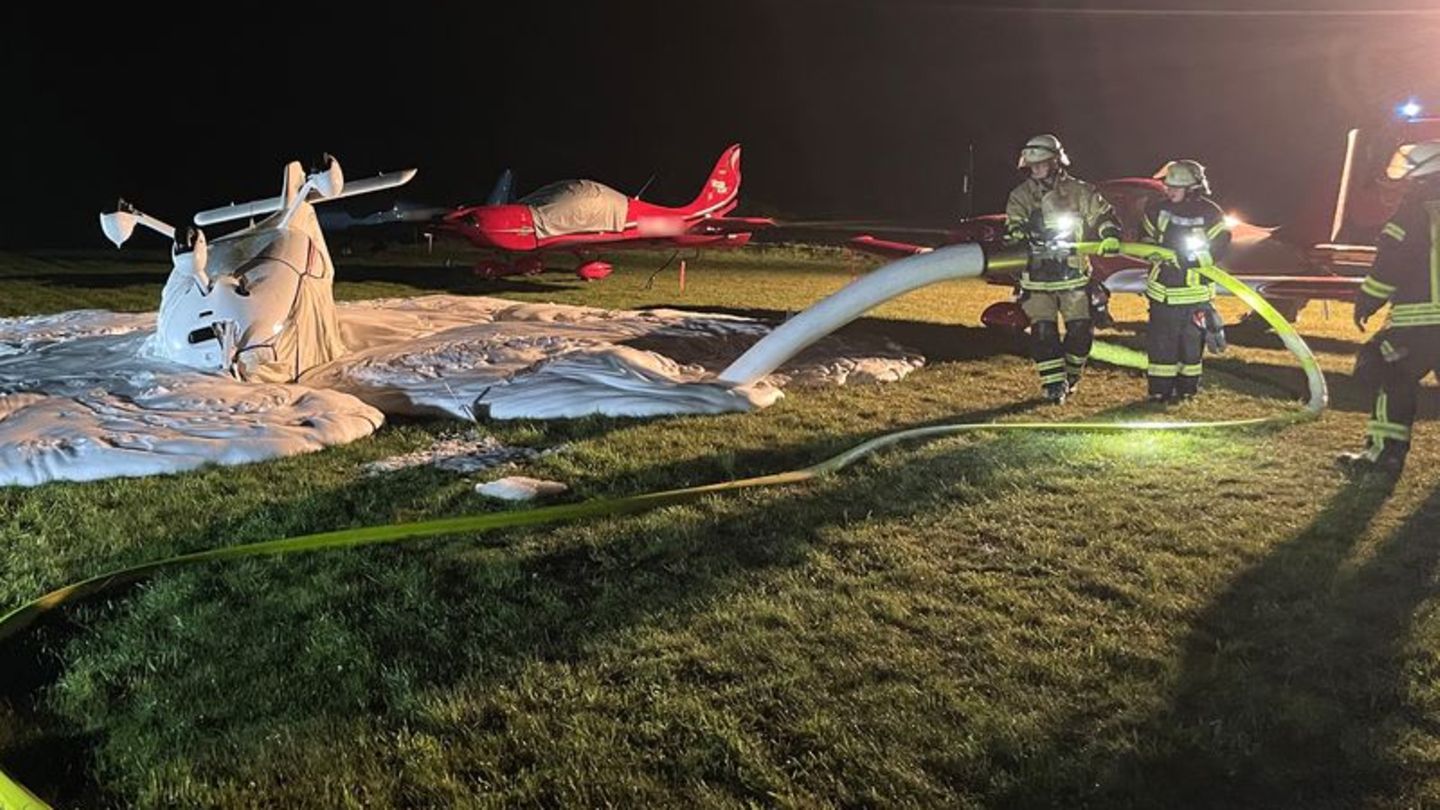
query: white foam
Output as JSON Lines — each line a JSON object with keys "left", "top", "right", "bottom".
{"left": 475, "top": 345, "right": 781, "bottom": 419}
{"left": 0, "top": 377, "right": 380, "bottom": 486}
{"left": 307, "top": 296, "right": 912, "bottom": 420}
{"left": 0, "top": 310, "right": 153, "bottom": 357}
{"left": 0, "top": 295, "right": 921, "bottom": 486}
{"left": 475, "top": 476, "right": 569, "bottom": 501}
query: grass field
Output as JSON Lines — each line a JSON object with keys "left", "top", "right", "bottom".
{"left": 1, "top": 243, "right": 1438, "bottom": 808}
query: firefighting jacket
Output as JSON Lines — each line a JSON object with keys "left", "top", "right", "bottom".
{"left": 1140, "top": 196, "right": 1232, "bottom": 306}
{"left": 1005, "top": 172, "right": 1121, "bottom": 292}
{"left": 1358, "top": 188, "right": 1440, "bottom": 328}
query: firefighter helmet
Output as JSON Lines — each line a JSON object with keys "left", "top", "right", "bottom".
{"left": 1017, "top": 134, "right": 1071, "bottom": 169}
{"left": 1385, "top": 141, "right": 1440, "bottom": 181}
{"left": 1154, "top": 159, "right": 1211, "bottom": 196}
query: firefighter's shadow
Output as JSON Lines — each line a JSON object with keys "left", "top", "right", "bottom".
{"left": 1107, "top": 314, "right": 1365, "bottom": 358}
{"left": 1221, "top": 322, "right": 1365, "bottom": 356}
{"left": 633, "top": 304, "right": 1026, "bottom": 365}
{"left": 1203, "top": 357, "right": 1440, "bottom": 418}
{"left": 1102, "top": 315, "right": 1439, "bottom": 418}
{"left": 1092, "top": 475, "right": 1440, "bottom": 806}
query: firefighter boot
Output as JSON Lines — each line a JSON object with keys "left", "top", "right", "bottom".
{"left": 1336, "top": 441, "right": 1407, "bottom": 478}
{"left": 1044, "top": 381, "right": 1068, "bottom": 405}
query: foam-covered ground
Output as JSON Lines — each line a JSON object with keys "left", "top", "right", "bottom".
{"left": 0, "top": 295, "right": 922, "bottom": 486}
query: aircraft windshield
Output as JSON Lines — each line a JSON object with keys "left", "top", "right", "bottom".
{"left": 521, "top": 179, "right": 629, "bottom": 238}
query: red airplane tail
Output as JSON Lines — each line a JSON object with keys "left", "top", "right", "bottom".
{"left": 683, "top": 144, "right": 742, "bottom": 217}
{"left": 1281, "top": 118, "right": 1440, "bottom": 249}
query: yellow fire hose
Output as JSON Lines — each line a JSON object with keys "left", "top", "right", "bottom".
{"left": 0, "top": 245, "right": 1327, "bottom": 808}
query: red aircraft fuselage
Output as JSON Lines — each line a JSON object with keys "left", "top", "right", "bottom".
{"left": 440, "top": 144, "right": 772, "bottom": 257}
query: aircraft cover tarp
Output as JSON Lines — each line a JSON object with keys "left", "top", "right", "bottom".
{"left": 522, "top": 180, "right": 629, "bottom": 239}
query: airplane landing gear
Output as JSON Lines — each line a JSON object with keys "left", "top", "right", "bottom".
{"left": 980, "top": 300, "right": 1030, "bottom": 334}
{"left": 577, "top": 260, "right": 613, "bottom": 281}
{"left": 473, "top": 259, "right": 513, "bottom": 279}
{"left": 474, "top": 256, "right": 547, "bottom": 279}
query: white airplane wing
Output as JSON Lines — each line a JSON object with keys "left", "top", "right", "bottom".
{"left": 194, "top": 169, "right": 417, "bottom": 227}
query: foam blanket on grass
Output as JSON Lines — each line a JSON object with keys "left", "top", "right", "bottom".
{"left": 0, "top": 296, "right": 922, "bottom": 486}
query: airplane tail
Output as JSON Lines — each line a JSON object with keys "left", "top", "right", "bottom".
{"left": 1281, "top": 118, "right": 1440, "bottom": 250}
{"left": 682, "top": 144, "right": 742, "bottom": 216}
{"left": 1287, "top": 128, "right": 1376, "bottom": 247}
{"left": 1327, "top": 119, "right": 1440, "bottom": 243}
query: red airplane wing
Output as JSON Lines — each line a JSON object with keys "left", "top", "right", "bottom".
{"left": 534, "top": 229, "right": 757, "bottom": 250}
{"left": 847, "top": 235, "right": 935, "bottom": 258}
{"left": 1231, "top": 275, "right": 1362, "bottom": 301}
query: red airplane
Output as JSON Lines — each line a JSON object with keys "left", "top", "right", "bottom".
{"left": 438, "top": 144, "right": 773, "bottom": 280}
{"left": 849, "top": 114, "right": 1440, "bottom": 329}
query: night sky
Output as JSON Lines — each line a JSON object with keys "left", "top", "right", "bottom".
{"left": 5, "top": 1, "right": 1439, "bottom": 248}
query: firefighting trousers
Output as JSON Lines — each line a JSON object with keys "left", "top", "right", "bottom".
{"left": 1148, "top": 302, "right": 1206, "bottom": 398}
{"left": 1023, "top": 290, "right": 1092, "bottom": 390}
{"left": 1353, "top": 326, "right": 1440, "bottom": 460}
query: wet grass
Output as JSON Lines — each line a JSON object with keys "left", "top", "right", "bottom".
{"left": 1, "top": 245, "right": 1438, "bottom": 807}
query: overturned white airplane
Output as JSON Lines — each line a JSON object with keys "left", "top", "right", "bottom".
{"left": 100, "top": 156, "right": 415, "bottom": 382}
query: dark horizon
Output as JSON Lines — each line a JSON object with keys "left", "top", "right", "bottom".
{"left": 5, "top": 0, "right": 1440, "bottom": 248}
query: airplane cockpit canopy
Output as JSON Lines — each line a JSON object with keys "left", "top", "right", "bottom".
{"left": 521, "top": 179, "right": 629, "bottom": 238}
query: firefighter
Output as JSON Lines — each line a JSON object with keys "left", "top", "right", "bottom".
{"left": 1005, "top": 134, "right": 1123, "bottom": 404}
{"left": 1139, "top": 160, "right": 1231, "bottom": 402}
{"left": 1337, "top": 139, "right": 1440, "bottom": 476}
